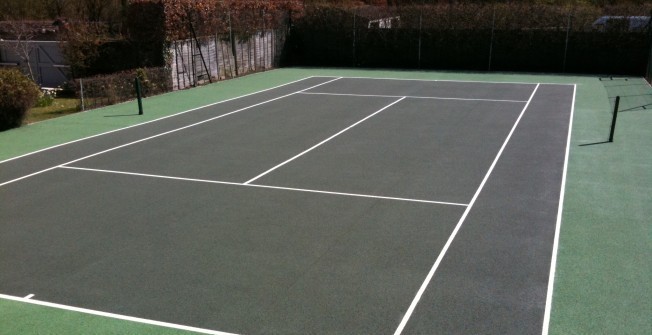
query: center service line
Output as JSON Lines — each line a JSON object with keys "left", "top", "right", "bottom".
{"left": 393, "top": 83, "right": 540, "bottom": 335}
{"left": 243, "top": 97, "right": 407, "bottom": 185}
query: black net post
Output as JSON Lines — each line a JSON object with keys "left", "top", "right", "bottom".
{"left": 135, "top": 77, "right": 144, "bottom": 115}
{"left": 609, "top": 96, "right": 620, "bottom": 142}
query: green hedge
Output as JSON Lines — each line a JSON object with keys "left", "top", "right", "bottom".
{"left": 0, "top": 69, "right": 40, "bottom": 131}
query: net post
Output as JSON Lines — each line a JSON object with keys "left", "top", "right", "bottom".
{"left": 609, "top": 96, "right": 620, "bottom": 142}
{"left": 135, "top": 77, "right": 144, "bottom": 115}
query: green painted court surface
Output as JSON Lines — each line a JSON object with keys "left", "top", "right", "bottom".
{"left": 1, "top": 68, "right": 650, "bottom": 334}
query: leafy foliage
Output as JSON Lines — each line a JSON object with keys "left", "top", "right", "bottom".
{"left": 128, "top": 0, "right": 303, "bottom": 41}
{"left": 0, "top": 68, "right": 41, "bottom": 130}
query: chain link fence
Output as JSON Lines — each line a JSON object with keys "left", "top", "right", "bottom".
{"left": 71, "top": 67, "right": 171, "bottom": 110}
{"left": 285, "top": 4, "right": 652, "bottom": 76}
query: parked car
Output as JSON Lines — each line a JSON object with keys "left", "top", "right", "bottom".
{"left": 592, "top": 16, "right": 651, "bottom": 32}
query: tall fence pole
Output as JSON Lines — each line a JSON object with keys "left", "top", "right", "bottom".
{"left": 563, "top": 10, "right": 572, "bottom": 72}
{"left": 646, "top": 11, "right": 652, "bottom": 84}
{"left": 79, "top": 78, "right": 85, "bottom": 111}
{"left": 488, "top": 6, "right": 496, "bottom": 71}
{"left": 352, "top": 10, "right": 357, "bottom": 67}
{"left": 229, "top": 10, "right": 238, "bottom": 77}
{"left": 418, "top": 13, "right": 422, "bottom": 68}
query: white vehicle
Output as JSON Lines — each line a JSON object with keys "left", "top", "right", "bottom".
{"left": 592, "top": 16, "right": 651, "bottom": 32}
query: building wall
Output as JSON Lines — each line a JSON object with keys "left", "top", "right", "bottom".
{"left": 0, "top": 41, "right": 69, "bottom": 87}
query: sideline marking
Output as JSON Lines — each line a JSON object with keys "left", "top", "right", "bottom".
{"left": 393, "top": 83, "right": 541, "bottom": 335}
{"left": 243, "top": 97, "right": 406, "bottom": 185}
{"left": 59, "top": 166, "right": 467, "bottom": 207}
{"left": 0, "top": 76, "right": 317, "bottom": 165}
{"left": 300, "top": 91, "right": 528, "bottom": 103}
{"left": 0, "top": 293, "right": 238, "bottom": 335}
{"left": 541, "top": 84, "right": 576, "bottom": 335}
{"left": 0, "top": 78, "right": 342, "bottom": 188}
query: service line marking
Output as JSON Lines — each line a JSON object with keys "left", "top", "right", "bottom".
{"left": 59, "top": 166, "right": 467, "bottom": 207}
{"left": 0, "top": 78, "right": 342, "bottom": 188}
{"left": 243, "top": 97, "right": 407, "bottom": 185}
{"left": 393, "top": 83, "right": 541, "bottom": 335}
{"left": 0, "top": 293, "right": 238, "bottom": 335}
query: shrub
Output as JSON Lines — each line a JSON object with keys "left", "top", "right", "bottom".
{"left": 35, "top": 89, "right": 57, "bottom": 107}
{"left": 0, "top": 68, "right": 41, "bottom": 131}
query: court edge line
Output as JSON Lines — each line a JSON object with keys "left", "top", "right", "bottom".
{"left": 59, "top": 166, "right": 468, "bottom": 207}
{"left": 0, "top": 293, "right": 238, "bottom": 335}
{"left": 393, "top": 83, "right": 541, "bottom": 335}
{"left": 314, "top": 75, "right": 574, "bottom": 86}
{"left": 299, "top": 91, "right": 527, "bottom": 103}
{"left": 0, "top": 78, "right": 342, "bottom": 188}
{"left": 244, "top": 96, "right": 406, "bottom": 185}
{"left": 0, "top": 76, "right": 318, "bottom": 165}
{"left": 541, "top": 84, "right": 576, "bottom": 335}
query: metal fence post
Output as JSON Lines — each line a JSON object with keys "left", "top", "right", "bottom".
{"left": 563, "top": 10, "right": 572, "bottom": 72}
{"left": 352, "top": 10, "right": 357, "bottom": 67}
{"left": 418, "top": 13, "right": 422, "bottom": 69}
{"left": 488, "top": 6, "right": 496, "bottom": 71}
{"left": 79, "top": 78, "right": 85, "bottom": 111}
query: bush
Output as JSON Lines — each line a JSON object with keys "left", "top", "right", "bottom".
{"left": 0, "top": 69, "right": 41, "bottom": 131}
{"left": 35, "top": 89, "right": 57, "bottom": 107}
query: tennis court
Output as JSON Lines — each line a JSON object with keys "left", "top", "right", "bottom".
{"left": 1, "top": 76, "right": 575, "bottom": 334}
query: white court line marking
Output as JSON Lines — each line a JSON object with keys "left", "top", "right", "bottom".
{"left": 300, "top": 91, "right": 527, "bottom": 103}
{"left": 59, "top": 166, "right": 467, "bottom": 207}
{"left": 0, "top": 78, "right": 342, "bottom": 188}
{"left": 313, "top": 75, "right": 574, "bottom": 86}
{"left": 246, "top": 183, "right": 468, "bottom": 207}
{"left": 393, "top": 83, "right": 541, "bottom": 335}
{"left": 0, "top": 76, "right": 318, "bottom": 165}
{"left": 541, "top": 84, "right": 576, "bottom": 335}
{"left": 244, "top": 97, "right": 407, "bottom": 185}
{"left": 24, "top": 294, "right": 34, "bottom": 299}
{"left": 0, "top": 293, "right": 238, "bottom": 335}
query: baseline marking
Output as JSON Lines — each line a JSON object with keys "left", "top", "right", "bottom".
{"left": 393, "top": 83, "right": 541, "bottom": 335}
{"left": 300, "top": 91, "right": 527, "bottom": 103}
{"left": 0, "top": 78, "right": 342, "bottom": 188}
{"left": 243, "top": 97, "right": 407, "bottom": 185}
{"left": 24, "top": 294, "right": 34, "bottom": 299}
{"left": 313, "top": 75, "right": 573, "bottom": 86}
{"left": 0, "top": 76, "right": 318, "bottom": 165}
{"left": 0, "top": 293, "right": 238, "bottom": 335}
{"left": 541, "top": 84, "right": 576, "bottom": 335}
{"left": 59, "top": 166, "right": 467, "bottom": 207}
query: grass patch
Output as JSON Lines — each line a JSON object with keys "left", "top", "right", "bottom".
{"left": 26, "top": 98, "right": 80, "bottom": 124}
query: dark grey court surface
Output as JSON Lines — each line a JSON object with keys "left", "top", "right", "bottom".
{"left": 0, "top": 77, "right": 574, "bottom": 334}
